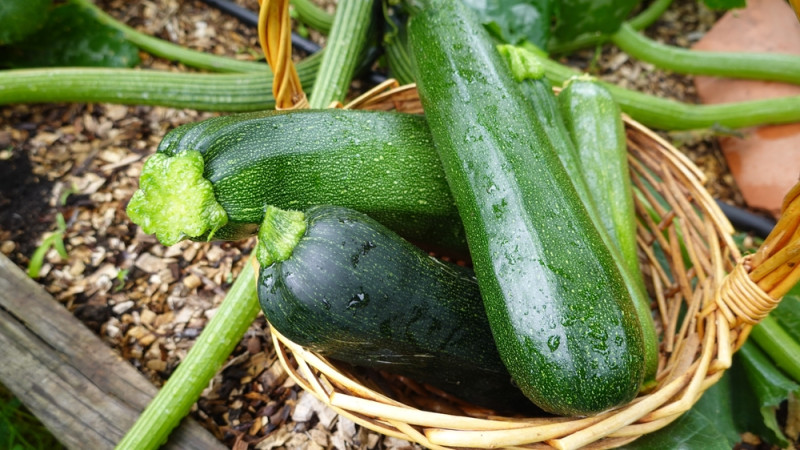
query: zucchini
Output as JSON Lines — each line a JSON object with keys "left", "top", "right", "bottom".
{"left": 558, "top": 77, "right": 659, "bottom": 386}
{"left": 256, "top": 205, "right": 534, "bottom": 412}
{"left": 126, "top": 108, "right": 465, "bottom": 250}
{"left": 409, "top": 0, "right": 644, "bottom": 415}
{"left": 496, "top": 45, "right": 658, "bottom": 386}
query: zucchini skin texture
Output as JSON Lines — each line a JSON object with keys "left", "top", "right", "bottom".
{"left": 156, "top": 108, "right": 465, "bottom": 250}
{"left": 257, "top": 205, "right": 533, "bottom": 412}
{"left": 409, "top": 0, "right": 644, "bottom": 415}
{"left": 558, "top": 79, "right": 659, "bottom": 384}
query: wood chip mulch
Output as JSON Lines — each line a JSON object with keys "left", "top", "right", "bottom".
{"left": 0, "top": 0, "right": 760, "bottom": 449}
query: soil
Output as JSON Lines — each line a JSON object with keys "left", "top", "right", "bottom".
{"left": 0, "top": 0, "right": 784, "bottom": 449}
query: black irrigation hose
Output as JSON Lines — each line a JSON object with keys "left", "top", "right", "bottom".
{"left": 715, "top": 200, "right": 776, "bottom": 239}
{"left": 199, "top": 0, "right": 388, "bottom": 85}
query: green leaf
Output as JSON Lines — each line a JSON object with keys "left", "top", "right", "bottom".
{"left": 620, "top": 375, "right": 738, "bottom": 449}
{"left": 552, "top": 0, "right": 640, "bottom": 42}
{"left": 773, "top": 293, "right": 800, "bottom": 344}
{"left": 0, "top": 1, "right": 139, "bottom": 68}
{"left": 701, "top": 0, "right": 746, "bottom": 10}
{"left": 0, "top": 0, "right": 52, "bottom": 45}
{"left": 733, "top": 340, "right": 799, "bottom": 447}
{"left": 463, "top": 0, "right": 553, "bottom": 49}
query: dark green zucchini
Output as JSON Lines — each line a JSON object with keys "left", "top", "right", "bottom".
{"left": 409, "top": 0, "right": 644, "bottom": 415}
{"left": 256, "top": 205, "right": 534, "bottom": 412}
{"left": 126, "top": 108, "right": 465, "bottom": 250}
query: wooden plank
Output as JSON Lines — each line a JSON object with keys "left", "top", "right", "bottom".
{"left": 0, "top": 254, "right": 226, "bottom": 450}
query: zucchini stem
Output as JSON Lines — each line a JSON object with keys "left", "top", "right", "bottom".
{"left": 126, "top": 151, "right": 229, "bottom": 246}
{"left": 291, "top": 0, "right": 334, "bottom": 33}
{"left": 72, "top": 0, "right": 269, "bottom": 73}
{"left": 308, "top": 0, "right": 375, "bottom": 108}
{"left": 751, "top": 316, "right": 800, "bottom": 384}
{"left": 537, "top": 56, "right": 800, "bottom": 130}
{"left": 611, "top": 22, "right": 800, "bottom": 85}
{"left": 0, "top": 65, "right": 318, "bottom": 111}
{"left": 116, "top": 258, "right": 262, "bottom": 450}
{"left": 256, "top": 206, "right": 307, "bottom": 267}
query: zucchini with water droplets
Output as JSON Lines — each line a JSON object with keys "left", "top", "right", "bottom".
{"left": 126, "top": 108, "right": 465, "bottom": 250}
{"left": 256, "top": 205, "right": 534, "bottom": 412}
{"left": 409, "top": 0, "right": 645, "bottom": 415}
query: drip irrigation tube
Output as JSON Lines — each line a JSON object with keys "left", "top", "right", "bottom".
{"left": 715, "top": 200, "right": 776, "bottom": 239}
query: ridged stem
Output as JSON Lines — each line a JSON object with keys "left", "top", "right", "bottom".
{"left": 538, "top": 57, "right": 800, "bottom": 130}
{"left": 0, "top": 62, "right": 319, "bottom": 110}
{"left": 751, "top": 316, "right": 800, "bottom": 384}
{"left": 291, "top": 0, "right": 333, "bottom": 33}
{"left": 116, "top": 258, "right": 261, "bottom": 450}
{"left": 308, "top": 0, "right": 375, "bottom": 108}
{"left": 611, "top": 22, "right": 800, "bottom": 85}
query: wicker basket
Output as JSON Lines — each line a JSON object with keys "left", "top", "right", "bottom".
{"left": 256, "top": 2, "right": 794, "bottom": 448}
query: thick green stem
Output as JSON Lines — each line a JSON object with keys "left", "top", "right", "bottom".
{"left": 291, "top": 0, "right": 334, "bottom": 33}
{"left": 308, "top": 0, "right": 375, "bottom": 108}
{"left": 611, "top": 22, "right": 800, "bottom": 85}
{"left": 73, "top": 0, "right": 269, "bottom": 73}
{"left": 0, "top": 63, "right": 318, "bottom": 110}
{"left": 256, "top": 206, "right": 306, "bottom": 267}
{"left": 547, "top": 0, "right": 674, "bottom": 55}
{"left": 116, "top": 258, "right": 261, "bottom": 450}
{"left": 751, "top": 315, "right": 800, "bottom": 384}
{"left": 537, "top": 56, "right": 800, "bottom": 130}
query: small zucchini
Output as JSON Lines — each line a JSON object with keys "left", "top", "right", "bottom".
{"left": 558, "top": 77, "right": 659, "bottom": 386}
{"left": 497, "top": 45, "right": 658, "bottom": 386}
{"left": 126, "top": 108, "right": 465, "bottom": 250}
{"left": 409, "top": 0, "right": 644, "bottom": 415}
{"left": 256, "top": 205, "right": 533, "bottom": 412}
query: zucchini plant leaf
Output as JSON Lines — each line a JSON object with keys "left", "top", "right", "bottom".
{"left": 0, "top": 1, "right": 139, "bottom": 68}
{"left": 701, "top": 0, "right": 746, "bottom": 10}
{"left": 552, "top": 0, "right": 640, "bottom": 42}
{"left": 463, "top": 0, "right": 553, "bottom": 49}
{"left": 733, "top": 340, "right": 799, "bottom": 447}
{"left": 619, "top": 374, "right": 738, "bottom": 449}
{"left": 0, "top": 0, "right": 52, "bottom": 45}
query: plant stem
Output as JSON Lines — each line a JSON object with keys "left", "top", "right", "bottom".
{"left": 537, "top": 56, "right": 800, "bottom": 130}
{"left": 116, "top": 258, "right": 261, "bottom": 450}
{"left": 611, "top": 22, "right": 800, "bottom": 85}
{"left": 291, "top": 0, "right": 333, "bottom": 33}
{"left": 547, "top": 0, "right": 674, "bottom": 55}
{"left": 308, "top": 0, "right": 375, "bottom": 108}
{"left": 750, "top": 315, "right": 800, "bottom": 384}
{"left": 0, "top": 64, "right": 318, "bottom": 111}
{"left": 73, "top": 0, "right": 271, "bottom": 73}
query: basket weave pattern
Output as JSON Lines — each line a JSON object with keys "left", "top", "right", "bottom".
{"left": 256, "top": 3, "right": 785, "bottom": 448}
{"left": 267, "top": 83, "right": 757, "bottom": 450}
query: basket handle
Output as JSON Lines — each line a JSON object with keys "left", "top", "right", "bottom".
{"left": 715, "top": 181, "right": 800, "bottom": 326}
{"left": 258, "top": 0, "right": 308, "bottom": 109}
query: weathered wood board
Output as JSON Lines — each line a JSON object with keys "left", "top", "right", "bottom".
{"left": 0, "top": 253, "right": 226, "bottom": 450}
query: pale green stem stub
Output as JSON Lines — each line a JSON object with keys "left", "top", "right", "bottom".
{"left": 497, "top": 44, "right": 545, "bottom": 82}
{"left": 256, "top": 206, "right": 307, "bottom": 267}
{"left": 126, "top": 150, "right": 228, "bottom": 246}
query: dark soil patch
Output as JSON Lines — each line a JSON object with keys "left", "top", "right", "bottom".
{"left": 0, "top": 146, "right": 56, "bottom": 258}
